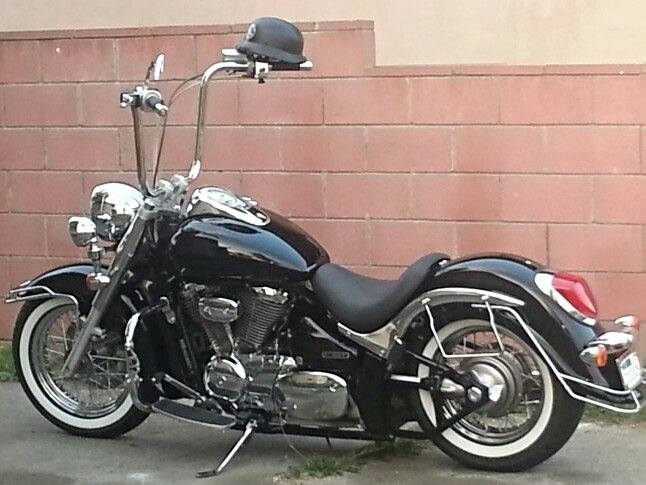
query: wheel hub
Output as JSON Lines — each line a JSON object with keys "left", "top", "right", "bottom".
{"left": 459, "top": 353, "right": 523, "bottom": 417}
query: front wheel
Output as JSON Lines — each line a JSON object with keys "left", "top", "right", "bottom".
{"left": 410, "top": 314, "right": 584, "bottom": 471}
{"left": 13, "top": 297, "right": 148, "bottom": 438}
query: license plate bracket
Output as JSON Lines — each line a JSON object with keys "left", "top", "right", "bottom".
{"left": 618, "top": 352, "right": 642, "bottom": 390}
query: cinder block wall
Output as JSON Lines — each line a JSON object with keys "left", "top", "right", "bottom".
{"left": 1, "top": 21, "right": 645, "bottom": 339}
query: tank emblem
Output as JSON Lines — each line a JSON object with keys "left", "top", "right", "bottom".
{"left": 321, "top": 351, "right": 350, "bottom": 360}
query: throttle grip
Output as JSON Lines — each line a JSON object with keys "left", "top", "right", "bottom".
{"left": 142, "top": 90, "right": 168, "bottom": 116}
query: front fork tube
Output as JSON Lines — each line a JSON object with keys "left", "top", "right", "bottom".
{"left": 61, "top": 209, "right": 152, "bottom": 376}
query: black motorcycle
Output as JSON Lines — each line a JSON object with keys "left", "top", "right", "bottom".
{"left": 6, "top": 17, "right": 644, "bottom": 477}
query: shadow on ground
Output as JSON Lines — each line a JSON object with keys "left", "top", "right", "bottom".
{"left": 0, "top": 382, "right": 643, "bottom": 485}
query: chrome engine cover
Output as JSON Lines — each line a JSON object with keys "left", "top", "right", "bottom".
{"left": 203, "top": 356, "right": 247, "bottom": 401}
{"left": 274, "top": 371, "right": 349, "bottom": 421}
{"left": 203, "top": 353, "right": 350, "bottom": 421}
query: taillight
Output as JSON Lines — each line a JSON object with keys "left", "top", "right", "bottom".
{"left": 535, "top": 272, "right": 598, "bottom": 324}
{"left": 552, "top": 272, "right": 597, "bottom": 318}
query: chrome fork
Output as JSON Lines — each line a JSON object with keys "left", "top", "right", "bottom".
{"left": 60, "top": 208, "right": 152, "bottom": 376}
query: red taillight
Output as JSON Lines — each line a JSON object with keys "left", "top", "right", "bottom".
{"left": 552, "top": 272, "right": 597, "bottom": 318}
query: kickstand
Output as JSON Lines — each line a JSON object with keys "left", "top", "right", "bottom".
{"left": 196, "top": 420, "right": 257, "bottom": 478}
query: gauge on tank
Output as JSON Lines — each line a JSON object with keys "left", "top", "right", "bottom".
{"left": 186, "top": 187, "right": 270, "bottom": 226}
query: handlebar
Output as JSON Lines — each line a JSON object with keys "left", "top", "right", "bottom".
{"left": 122, "top": 52, "right": 314, "bottom": 200}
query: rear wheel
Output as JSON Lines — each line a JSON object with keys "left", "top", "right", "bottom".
{"left": 410, "top": 314, "right": 584, "bottom": 471}
{"left": 13, "top": 297, "right": 148, "bottom": 438}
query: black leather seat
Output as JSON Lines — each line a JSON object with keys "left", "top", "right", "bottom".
{"left": 312, "top": 253, "right": 449, "bottom": 333}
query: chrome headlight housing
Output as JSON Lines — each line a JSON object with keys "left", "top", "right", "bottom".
{"left": 90, "top": 183, "right": 143, "bottom": 242}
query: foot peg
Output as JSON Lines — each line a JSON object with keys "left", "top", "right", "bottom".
{"left": 196, "top": 420, "right": 257, "bottom": 478}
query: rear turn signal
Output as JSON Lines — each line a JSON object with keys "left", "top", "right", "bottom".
{"left": 595, "top": 345, "right": 608, "bottom": 368}
{"left": 579, "top": 343, "right": 609, "bottom": 368}
{"left": 615, "top": 315, "right": 640, "bottom": 332}
{"left": 552, "top": 272, "right": 598, "bottom": 319}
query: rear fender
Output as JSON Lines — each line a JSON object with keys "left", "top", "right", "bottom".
{"left": 425, "top": 254, "right": 603, "bottom": 377}
{"left": 373, "top": 254, "right": 642, "bottom": 416}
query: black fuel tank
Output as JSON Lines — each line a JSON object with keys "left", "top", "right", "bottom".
{"left": 169, "top": 210, "right": 329, "bottom": 283}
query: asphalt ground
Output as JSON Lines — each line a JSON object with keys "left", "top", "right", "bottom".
{"left": 0, "top": 382, "right": 644, "bottom": 484}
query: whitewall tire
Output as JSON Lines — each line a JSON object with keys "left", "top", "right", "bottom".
{"left": 410, "top": 317, "right": 584, "bottom": 471}
{"left": 13, "top": 297, "right": 148, "bottom": 438}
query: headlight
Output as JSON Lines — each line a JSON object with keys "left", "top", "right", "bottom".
{"left": 90, "top": 183, "right": 143, "bottom": 242}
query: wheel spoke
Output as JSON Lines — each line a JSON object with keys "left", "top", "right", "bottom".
{"left": 426, "top": 321, "right": 547, "bottom": 446}
{"left": 30, "top": 304, "right": 129, "bottom": 418}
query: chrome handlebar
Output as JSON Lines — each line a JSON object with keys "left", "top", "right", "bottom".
{"left": 193, "top": 57, "right": 313, "bottom": 165}
{"left": 193, "top": 60, "right": 251, "bottom": 167}
{"left": 123, "top": 52, "right": 313, "bottom": 200}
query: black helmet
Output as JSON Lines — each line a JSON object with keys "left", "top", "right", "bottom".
{"left": 237, "top": 17, "right": 307, "bottom": 65}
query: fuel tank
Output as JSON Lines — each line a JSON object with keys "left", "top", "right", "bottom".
{"left": 169, "top": 188, "right": 329, "bottom": 283}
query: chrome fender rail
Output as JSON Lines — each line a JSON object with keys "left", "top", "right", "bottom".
{"left": 337, "top": 287, "right": 524, "bottom": 358}
{"left": 338, "top": 287, "right": 644, "bottom": 414}
{"left": 5, "top": 284, "right": 80, "bottom": 310}
{"left": 5, "top": 285, "right": 81, "bottom": 322}
{"left": 491, "top": 304, "right": 643, "bottom": 414}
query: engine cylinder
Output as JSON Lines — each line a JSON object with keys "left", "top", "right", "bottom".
{"left": 181, "top": 286, "right": 234, "bottom": 355}
{"left": 236, "top": 287, "right": 289, "bottom": 349}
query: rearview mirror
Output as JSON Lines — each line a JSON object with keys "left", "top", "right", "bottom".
{"left": 153, "top": 53, "right": 165, "bottom": 81}
{"left": 187, "top": 159, "right": 201, "bottom": 182}
{"left": 145, "top": 53, "right": 166, "bottom": 84}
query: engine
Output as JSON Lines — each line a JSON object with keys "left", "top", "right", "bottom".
{"left": 181, "top": 283, "right": 289, "bottom": 355}
{"left": 180, "top": 284, "right": 352, "bottom": 422}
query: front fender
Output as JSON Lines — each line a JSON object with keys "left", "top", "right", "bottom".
{"left": 427, "top": 253, "right": 604, "bottom": 382}
{"left": 9, "top": 262, "right": 146, "bottom": 314}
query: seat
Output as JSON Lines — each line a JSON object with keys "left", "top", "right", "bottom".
{"left": 312, "top": 253, "right": 449, "bottom": 334}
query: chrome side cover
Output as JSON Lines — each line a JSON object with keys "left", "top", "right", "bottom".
{"left": 186, "top": 187, "right": 270, "bottom": 226}
{"left": 275, "top": 371, "right": 349, "bottom": 420}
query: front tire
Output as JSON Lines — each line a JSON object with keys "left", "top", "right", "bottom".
{"left": 13, "top": 297, "right": 148, "bottom": 438}
{"left": 410, "top": 314, "right": 584, "bottom": 471}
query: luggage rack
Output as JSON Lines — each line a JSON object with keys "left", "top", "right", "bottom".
{"left": 423, "top": 297, "right": 506, "bottom": 359}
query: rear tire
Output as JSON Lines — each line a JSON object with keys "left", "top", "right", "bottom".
{"left": 13, "top": 298, "right": 148, "bottom": 439}
{"left": 410, "top": 315, "right": 584, "bottom": 471}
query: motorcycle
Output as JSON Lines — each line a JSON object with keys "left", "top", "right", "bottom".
{"left": 5, "top": 17, "right": 645, "bottom": 477}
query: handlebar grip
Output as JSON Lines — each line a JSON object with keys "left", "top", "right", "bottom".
{"left": 270, "top": 62, "right": 302, "bottom": 71}
{"left": 143, "top": 91, "right": 168, "bottom": 116}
